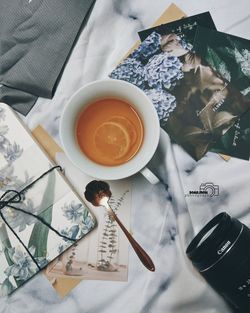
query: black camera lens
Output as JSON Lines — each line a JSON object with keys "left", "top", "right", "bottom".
{"left": 186, "top": 212, "right": 250, "bottom": 312}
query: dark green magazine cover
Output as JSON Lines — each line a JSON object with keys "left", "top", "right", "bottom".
{"left": 194, "top": 27, "right": 250, "bottom": 159}
{"left": 139, "top": 12, "right": 217, "bottom": 45}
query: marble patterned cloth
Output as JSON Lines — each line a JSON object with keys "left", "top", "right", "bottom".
{"left": 1, "top": 0, "right": 250, "bottom": 312}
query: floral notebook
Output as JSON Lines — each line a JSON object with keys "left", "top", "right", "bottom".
{"left": 30, "top": 126, "right": 131, "bottom": 297}
{"left": 0, "top": 103, "right": 96, "bottom": 295}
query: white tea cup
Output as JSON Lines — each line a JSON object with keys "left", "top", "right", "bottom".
{"left": 60, "top": 79, "right": 160, "bottom": 183}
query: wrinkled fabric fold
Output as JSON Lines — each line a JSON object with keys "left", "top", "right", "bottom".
{"left": 0, "top": 0, "right": 95, "bottom": 115}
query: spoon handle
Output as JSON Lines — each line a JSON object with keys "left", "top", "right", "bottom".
{"left": 109, "top": 210, "right": 155, "bottom": 272}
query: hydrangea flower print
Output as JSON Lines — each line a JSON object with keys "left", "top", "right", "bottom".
{"left": 131, "top": 32, "right": 161, "bottom": 62}
{"left": 110, "top": 58, "right": 146, "bottom": 88}
{"left": 109, "top": 31, "right": 189, "bottom": 125}
{"left": 178, "top": 35, "right": 193, "bottom": 52}
{"left": 145, "top": 53, "right": 184, "bottom": 90}
{"left": 145, "top": 89, "right": 176, "bottom": 124}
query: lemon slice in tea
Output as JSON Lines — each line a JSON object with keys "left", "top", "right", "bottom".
{"left": 108, "top": 116, "right": 137, "bottom": 145}
{"left": 94, "top": 121, "right": 131, "bottom": 160}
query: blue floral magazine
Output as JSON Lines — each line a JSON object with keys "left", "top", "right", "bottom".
{"left": 109, "top": 14, "right": 250, "bottom": 161}
{"left": 0, "top": 103, "right": 96, "bottom": 295}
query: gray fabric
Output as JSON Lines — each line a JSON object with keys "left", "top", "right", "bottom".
{"left": 0, "top": 84, "right": 37, "bottom": 114}
{"left": 0, "top": 0, "right": 95, "bottom": 115}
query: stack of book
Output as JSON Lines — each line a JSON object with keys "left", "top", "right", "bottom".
{"left": 110, "top": 9, "right": 250, "bottom": 162}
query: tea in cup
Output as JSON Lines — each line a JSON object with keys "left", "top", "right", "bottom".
{"left": 60, "top": 79, "right": 160, "bottom": 183}
{"left": 76, "top": 98, "right": 144, "bottom": 166}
